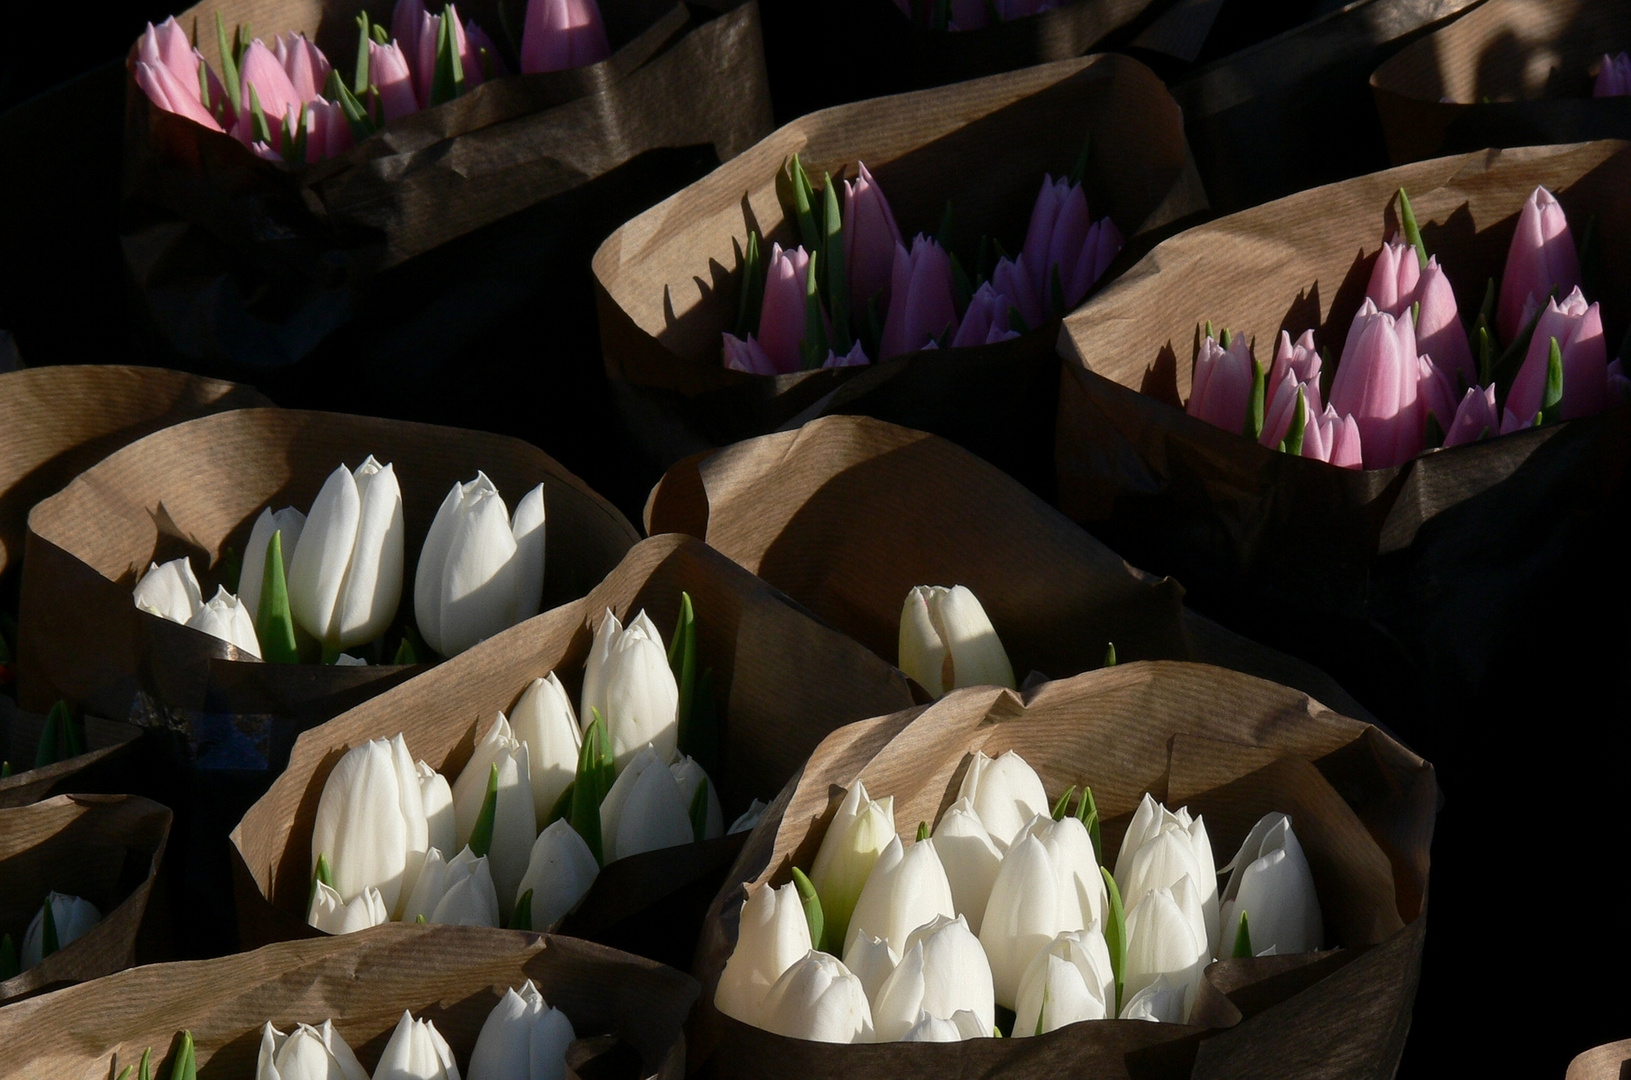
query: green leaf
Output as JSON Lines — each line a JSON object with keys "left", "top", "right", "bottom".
{"left": 689, "top": 668, "right": 719, "bottom": 778}
{"left": 1243, "top": 355, "right": 1265, "bottom": 441}
{"left": 734, "top": 230, "right": 765, "bottom": 339}
{"left": 1478, "top": 276, "right": 1498, "bottom": 338}
{"left": 63, "top": 706, "right": 86, "bottom": 759}
{"left": 915, "top": 820, "right": 930, "bottom": 842}
{"left": 415, "top": 913, "right": 426, "bottom": 924}
{"left": 1231, "top": 911, "right": 1252, "bottom": 959}
{"left": 1475, "top": 323, "right": 1493, "bottom": 388}
{"left": 1217, "top": 326, "right": 1229, "bottom": 348}
{"left": 216, "top": 14, "right": 241, "bottom": 104}
{"left": 688, "top": 775, "right": 710, "bottom": 843}
{"left": 468, "top": 763, "right": 500, "bottom": 858}
{"left": 326, "top": 69, "right": 375, "bottom": 143}
{"left": 1100, "top": 867, "right": 1126, "bottom": 1015}
{"left": 1008, "top": 306, "right": 1028, "bottom": 335}
{"left": 544, "top": 779, "right": 575, "bottom": 827}
{"left": 1492, "top": 291, "right": 1552, "bottom": 408}
{"left": 1410, "top": 299, "right": 1420, "bottom": 328}
{"left": 1070, "top": 131, "right": 1093, "bottom": 189}
{"left": 372, "top": 23, "right": 390, "bottom": 45}
{"left": 430, "top": 8, "right": 466, "bottom": 106}
{"left": 1077, "top": 785, "right": 1100, "bottom": 863}
{"left": 353, "top": 12, "right": 372, "bottom": 96}
{"left": 0, "top": 934, "right": 16, "bottom": 981}
{"left": 822, "top": 174, "right": 851, "bottom": 353}
{"left": 777, "top": 156, "right": 821, "bottom": 253}
{"left": 42, "top": 896, "right": 59, "bottom": 959}
{"left": 509, "top": 888, "right": 533, "bottom": 932}
{"left": 167, "top": 1030, "right": 196, "bottom": 1080}
{"left": 669, "top": 593, "right": 697, "bottom": 753}
{"left": 1397, "top": 187, "right": 1429, "bottom": 270}
{"left": 0, "top": 762, "right": 9, "bottom": 780}
{"left": 800, "top": 248, "right": 830, "bottom": 370}
{"left": 249, "top": 85, "right": 272, "bottom": 146}
{"left": 950, "top": 253, "right": 973, "bottom": 313}
{"left": 35, "top": 701, "right": 68, "bottom": 769}
{"left": 1541, "top": 336, "right": 1565, "bottom": 425}
{"left": 1050, "top": 785, "right": 1077, "bottom": 821}
{"left": 1280, "top": 389, "right": 1307, "bottom": 456}
{"left": 255, "top": 531, "right": 299, "bottom": 664}
{"left": 571, "top": 712, "right": 613, "bottom": 865}
{"left": 935, "top": 201, "right": 954, "bottom": 251}
{"left": 1204, "top": 319, "right": 1214, "bottom": 342}
{"left": 393, "top": 636, "right": 419, "bottom": 665}
{"left": 1102, "top": 642, "right": 1116, "bottom": 668}
{"left": 139, "top": 1047, "right": 154, "bottom": 1080}
{"left": 308, "top": 851, "right": 334, "bottom": 918}
{"left": 1034, "top": 984, "right": 1047, "bottom": 1035}
{"left": 792, "top": 866, "right": 825, "bottom": 951}
{"left": 116, "top": 1067, "right": 133, "bottom": 1080}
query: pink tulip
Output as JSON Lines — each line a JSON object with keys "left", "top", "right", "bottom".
{"left": 139, "top": 19, "right": 200, "bottom": 100}
{"left": 393, "top": 0, "right": 430, "bottom": 63}
{"left": 1413, "top": 256, "right": 1476, "bottom": 386}
{"left": 1269, "top": 329, "right": 1323, "bottom": 412}
{"left": 824, "top": 341, "right": 870, "bottom": 368}
{"left": 1442, "top": 385, "right": 1498, "bottom": 448}
{"left": 1186, "top": 334, "right": 1257, "bottom": 434}
{"left": 1506, "top": 287, "right": 1607, "bottom": 423}
{"left": 1018, "top": 176, "right": 1124, "bottom": 316}
{"left": 135, "top": 60, "right": 224, "bottom": 132}
{"left": 1303, "top": 402, "right": 1364, "bottom": 469}
{"left": 275, "top": 32, "right": 332, "bottom": 103}
{"left": 1500, "top": 408, "right": 1533, "bottom": 435}
{"left": 1609, "top": 359, "right": 1631, "bottom": 404}
{"left": 464, "top": 19, "right": 507, "bottom": 85}
{"left": 722, "top": 333, "right": 777, "bottom": 375}
{"left": 843, "top": 162, "right": 904, "bottom": 314}
{"left": 414, "top": 9, "right": 441, "bottom": 105}
{"left": 757, "top": 243, "right": 813, "bottom": 374}
{"left": 1419, "top": 354, "right": 1459, "bottom": 433}
{"left": 879, "top": 235, "right": 959, "bottom": 360}
{"left": 249, "top": 140, "right": 282, "bottom": 162}
{"left": 521, "top": 0, "right": 612, "bottom": 74}
{"left": 1261, "top": 363, "right": 1300, "bottom": 448}
{"left": 991, "top": 255, "right": 1044, "bottom": 333}
{"left": 1328, "top": 300, "right": 1424, "bottom": 469}
{"left": 369, "top": 40, "right": 421, "bottom": 121}
{"left": 1364, "top": 237, "right": 1421, "bottom": 317}
{"left": 1497, "top": 186, "right": 1581, "bottom": 342}
{"left": 237, "top": 40, "right": 305, "bottom": 145}
{"left": 950, "top": 282, "right": 1021, "bottom": 348}
{"left": 308, "top": 98, "right": 354, "bottom": 161}
{"left": 1595, "top": 53, "right": 1631, "bottom": 97}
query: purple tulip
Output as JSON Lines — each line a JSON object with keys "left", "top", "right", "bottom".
{"left": 1303, "top": 402, "right": 1364, "bottom": 469}
{"left": 1442, "top": 385, "right": 1498, "bottom": 448}
{"left": 757, "top": 243, "right": 813, "bottom": 374}
{"left": 275, "top": 32, "right": 332, "bottom": 103}
{"left": 880, "top": 235, "right": 959, "bottom": 360}
{"left": 1364, "top": 237, "right": 1421, "bottom": 318}
{"left": 1497, "top": 186, "right": 1581, "bottom": 343}
{"left": 1186, "top": 334, "right": 1256, "bottom": 434}
{"left": 1500, "top": 408, "right": 1533, "bottom": 435}
{"left": 991, "top": 255, "right": 1044, "bottom": 333}
{"left": 135, "top": 59, "right": 224, "bottom": 132}
{"left": 843, "top": 162, "right": 904, "bottom": 314}
{"left": 521, "top": 0, "right": 612, "bottom": 74}
{"left": 1019, "top": 175, "right": 1124, "bottom": 316}
{"left": 1609, "top": 359, "right": 1631, "bottom": 404}
{"left": 1506, "top": 287, "right": 1607, "bottom": 423}
{"left": 414, "top": 8, "right": 441, "bottom": 105}
{"left": 722, "top": 333, "right": 776, "bottom": 375}
{"left": 464, "top": 19, "right": 507, "bottom": 85}
{"left": 1328, "top": 299, "right": 1424, "bottom": 469}
{"left": 394, "top": 0, "right": 430, "bottom": 61}
{"left": 1595, "top": 53, "right": 1631, "bottom": 97}
{"left": 237, "top": 40, "right": 305, "bottom": 145}
{"left": 824, "top": 341, "right": 871, "bottom": 368}
{"left": 369, "top": 40, "right": 421, "bottom": 121}
{"left": 951, "top": 283, "right": 1022, "bottom": 348}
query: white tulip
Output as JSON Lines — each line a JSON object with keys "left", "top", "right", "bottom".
{"left": 414, "top": 474, "right": 546, "bottom": 658}
{"left": 334, "top": 653, "right": 367, "bottom": 666}
{"left": 728, "top": 799, "right": 768, "bottom": 835}
{"left": 20, "top": 892, "right": 100, "bottom": 968}
{"left": 898, "top": 585, "right": 1015, "bottom": 698}
{"left": 843, "top": 835, "right": 955, "bottom": 956}
{"left": 809, "top": 780, "right": 896, "bottom": 949}
{"left": 1123, "top": 876, "right": 1208, "bottom": 1020}
{"left": 979, "top": 833, "right": 1067, "bottom": 1010}
{"left": 509, "top": 673, "right": 581, "bottom": 828}
{"left": 286, "top": 457, "right": 405, "bottom": 650}
{"left": 931, "top": 798, "right": 1003, "bottom": 935}
{"left": 580, "top": 608, "right": 622, "bottom": 722}
{"left": 583, "top": 610, "right": 678, "bottom": 771}
{"left": 760, "top": 951, "right": 874, "bottom": 1044}
{"left": 307, "top": 881, "right": 389, "bottom": 934}
{"left": 715, "top": 881, "right": 813, "bottom": 1026}
{"left": 1218, "top": 813, "right": 1322, "bottom": 957}
{"left": 402, "top": 846, "right": 501, "bottom": 927}
{"left": 870, "top": 914, "right": 995, "bottom": 1042}
{"left": 598, "top": 744, "right": 692, "bottom": 863}
{"left": 1013, "top": 928, "right": 1114, "bottom": 1035}
{"left": 256, "top": 1020, "right": 369, "bottom": 1080}
{"left": 1021, "top": 813, "right": 1108, "bottom": 932}
{"left": 901, "top": 1010, "right": 987, "bottom": 1042}
{"left": 515, "top": 819, "right": 600, "bottom": 930}
{"left": 843, "top": 929, "right": 899, "bottom": 1005}
{"left": 418, "top": 761, "right": 456, "bottom": 859}
{"left": 451, "top": 715, "right": 536, "bottom": 906}
{"left": 311, "top": 734, "right": 429, "bottom": 918}
{"left": 375, "top": 1011, "right": 460, "bottom": 1080}
{"left": 1120, "top": 973, "right": 1186, "bottom": 1023}
{"left": 955, "top": 750, "right": 1048, "bottom": 849}
{"left": 670, "top": 754, "right": 724, "bottom": 840}
{"left": 133, "top": 557, "right": 202, "bottom": 623}
{"left": 467, "top": 981, "right": 574, "bottom": 1080}
{"left": 239, "top": 506, "right": 306, "bottom": 620}
{"left": 1115, "top": 794, "right": 1219, "bottom": 957}
{"left": 186, "top": 585, "right": 262, "bottom": 658}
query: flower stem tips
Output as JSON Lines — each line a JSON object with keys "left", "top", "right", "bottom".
{"left": 468, "top": 763, "right": 501, "bottom": 857}
{"left": 34, "top": 700, "right": 85, "bottom": 769}
{"left": 1100, "top": 866, "right": 1126, "bottom": 1015}
{"left": 1396, "top": 187, "right": 1430, "bottom": 271}
{"left": 257, "top": 530, "right": 300, "bottom": 664}
{"left": 571, "top": 710, "right": 615, "bottom": 865}
{"left": 792, "top": 866, "right": 825, "bottom": 951}
{"left": 1231, "top": 910, "right": 1253, "bottom": 959}
{"left": 307, "top": 851, "right": 335, "bottom": 920}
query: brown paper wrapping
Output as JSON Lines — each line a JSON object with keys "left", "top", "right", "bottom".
{"left": 1055, "top": 140, "right": 1631, "bottom": 749}
{"left": 593, "top": 54, "right": 1206, "bottom": 494}
{"left": 692, "top": 662, "right": 1436, "bottom": 1077}
{"left": 647, "top": 414, "right": 1370, "bottom": 721}
{"left": 0, "top": 698, "right": 143, "bottom": 809}
{"left": 0, "top": 794, "right": 172, "bottom": 1005}
{"left": 1567, "top": 1039, "right": 1631, "bottom": 1080}
{"left": 231, "top": 533, "right": 915, "bottom": 966}
{"left": 0, "top": 923, "right": 697, "bottom": 1080}
{"left": 1373, "top": 0, "right": 1631, "bottom": 165}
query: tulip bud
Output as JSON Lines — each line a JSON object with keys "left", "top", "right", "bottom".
{"left": 140, "top": 19, "right": 201, "bottom": 97}
{"left": 903, "top": 1009, "right": 988, "bottom": 1041}
{"left": 414, "top": 474, "right": 545, "bottom": 658}
{"left": 845, "top": 835, "right": 956, "bottom": 957}
{"left": 955, "top": 749, "right": 1047, "bottom": 850}
{"left": 239, "top": 507, "right": 306, "bottom": 623}
{"left": 729, "top": 799, "right": 768, "bottom": 834}
{"left": 1186, "top": 334, "right": 1259, "bottom": 435}
{"left": 931, "top": 797, "right": 1002, "bottom": 934}
{"left": 1442, "top": 384, "right": 1499, "bottom": 448}
{"left": 1218, "top": 812, "right": 1322, "bottom": 957}
{"left": 308, "top": 880, "right": 390, "bottom": 934}
{"left": 1328, "top": 300, "right": 1424, "bottom": 469}
{"left": 598, "top": 744, "right": 693, "bottom": 862}
{"left": 870, "top": 914, "right": 995, "bottom": 1041}
{"left": 583, "top": 610, "right": 678, "bottom": 770}
{"left": 880, "top": 235, "right": 959, "bottom": 360}
{"left": 992, "top": 255, "right": 1044, "bottom": 334}
{"left": 237, "top": 40, "right": 305, "bottom": 145}
{"left": 394, "top": 0, "right": 429, "bottom": 57}
{"left": 1498, "top": 186, "right": 1582, "bottom": 342}
{"left": 418, "top": 761, "right": 456, "bottom": 858}
{"left": 402, "top": 845, "right": 502, "bottom": 926}
{"left": 844, "top": 162, "right": 905, "bottom": 313}
{"left": 1413, "top": 257, "right": 1475, "bottom": 387}
{"left": 286, "top": 457, "right": 405, "bottom": 650}
{"left": 1119, "top": 972, "right": 1186, "bottom": 1022}
{"left": 1596, "top": 52, "right": 1631, "bottom": 97}
{"left": 1269, "top": 330, "right": 1323, "bottom": 411}
{"left": 1508, "top": 287, "right": 1608, "bottom": 423}
{"left": 257, "top": 1020, "right": 369, "bottom": 1080}
{"left": 898, "top": 585, "right": 1015, "bottom": 700}
{"left": 722, "top": 332, "right": 779, "bottom": 375}
{"left": 1021, "top": 813, "right": 1109, "bottom": 933}
{"left": 521, "top": 0, "right": 612, "bottom": 74}
{"left": 311, "top": 734, "right": 430, "bottom": 917}
{"left": 979, "top": 833, "right": 1076, "bottom": 1009}
{"left": 20, "top": 892, "right": 99, "bottom": 968}
{"left": 671, "top": 753, "right": 725, "bottom": 839}
{"left": 1013, "top": 928, "right": 1115, "bottom": 1035}
{"left": 1123, "top": 876, "right": 1208, "bottom": 1020}
{"left": 716, "top": 881, "right": 814, "bottom": 1025}
{"left": 756, "top": 243, "right": 815, "bottom": 374}
{"left": 516, "top": 819, "right": 600, "bottom": 929}
{"left": 1113, "top": 794, "right": 1218, "bottom": 956}
{"left": 369, "top": 40, "right": 420, "bottom": 121}
{"left": 452, "top": 718, "right": 535, "bottom": 906}
{"left": 468, "top": 980, "right": 575, "bottom": 1080}
{"left": 133, "top": 557, "right": 203, "bottom": 624}
{"left": 950, "top": 282, "right": 1022, "bottom": 348}
{"left": 510, "top": 673, "right": 582, "bottom": 827}
{"left": 186, "top": 585, "right": 262, "bottom": 658}
{"left": 1419, "top": 354, "right": 1460, "bottom": 435}
{"left": 761, "top": 951, "right": 875, "bottom": 1043}
{"left": 844, "top": 929, "right": 899, "bottom": 1004}
{"left": 1302, "top": 401, "right": 1364, "bottom": 468}
{"left": 1261, "top": 360, "right": 1303, "bottom": 450}
{"left": 809, "top": 780, "right": 896, "bottom": 950}
{"left": 135, "top": 59, "right": 226, "bottom": 132}
{"left": 1364, "top": 237, "right": 1421, "bottom": 318}
{"left": 274, "top": 32, "right": 332, "bottom": 102}
{"left": 1016, "top": 175, "right": 1121, "bottom": 315}
{"left": 375, "top": 1011, "right": 458, "bottom": 1080}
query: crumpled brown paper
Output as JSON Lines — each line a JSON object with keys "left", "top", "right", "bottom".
{"left": 0, "top": 698, "right": 143, "bottom": 809}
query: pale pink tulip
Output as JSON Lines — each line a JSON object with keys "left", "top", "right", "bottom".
{"left": 757, "top": 243, "right": 813, "bottom": 374}
{"left": 1328, "top": 300, "right": 1425, "bottom": 469}
{"left": 275, "top": 32, "right": 332, "bottom": 103}
{"left": 722, "top": 333, "right": 778, "bottom": 375}
{"left": 135, "top": 60, "right": 224, "bottom": 132}
{"left": 1595, "top": 53, "right": 1631, "bottom": 97}
{"left": 1507, "top": 287, "right": 1607, "bottom": 423}
{"left": 1269, "top": 329, "right": 1323, "bottom": 412}
{"left": 369, "top": 40, "right": 421, "bottom": 121}
{"left": 880, "top": 235, "right": 959, "bottom": 359}
{"left": 843, "top": 162, "right": 904, "bottom": 313}
{"left": 1261, "top": 364, "right": 1301, "bottom": 448}
{"left": 521, "top": 0, "right": 612, "bottom": 74}
{"left": 1302, "top": 401, "right": 1364, "bottom": 469}
{"left": 1364, "top": 237, "right": 1420, "bottom": 318}
{"left": 139, "top": 19, "right": 200, "bottom": 100}
{"left": 1414, "top": 256, "right": 1476, "bottom": 386}
{"left": 1419, "top": 354, "right": 1459, "bottom": 433}
{"left": 1497, "top": 186, "right": 1581, "bottom": 342}
{"left": 950, "top": 282, "right": 1021, "bottom": 348}
{"left": 309, "top": 98, "right": 354, "bottom": 161}
{"left": 1442, "top": 385, "right": 1499, "bottom": 448}
{"left": 237, "top": 40, "right": 304, "bottom": 145}
{"left": 1186, "top": 334, "right": 1257, "bottom": 434}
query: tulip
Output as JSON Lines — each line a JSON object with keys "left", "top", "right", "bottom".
{"left": 755, "top": 243, "right": 814, "bottom": 375}
{"left": 580, "top": 609, "right": 679, "bottom": 770}
{"left": 1609, "top": 359, "right": 1631, "bottom": 403}
{"left": 898, "top": 585, "right": 1015, "bottom": 700}
{"left": 1114, "top": 794, "right": 1218, "bottom": 956}
{"left": 845, "top": 929, "right": 899, "bottom": 1003}
{"left": 139, "top": 19, "right": 199, "bottom": 95}
{"left": 135, "top": 59, "right": 225, "bottom": 132}
{"left": 509, "top": 673, "right": 581, "bottom": 826}
{"left": 722, "top": 333, "right": 777, "bottom": 375}
{"left": 394, "top": 0, "right": 430, "bottom": 60}
{"left": 1328, "top": 300, "right": 1424, "bottom": 469}
{"left": 931, "top": 797, "right": 1002, "bottom": 934}
{"left": 1596, "top": 52, "right": 1631, "bottom": 97}
{"left": 464, "top": 20, "right": 507, "bottom": 85}
{"left": 1414, "top": 257, "right": 1476, "bottom": 386}
{"left": 761, "top": 951, "right": 875, "bottom": 1043}
{"left": 415, "top": 473, "right": 545, "bottom": 658}
{"left": 902, "top": 1009, "right": 987, "bottom": 1041}
{"left": 273, "top": 32, "right": 332, "bottom": 103}
{"left": 1119, "top": 972, "right": 1185, "bottom": 1023}
{"left": 467, "top": 981, "right": 575, "bottom": 1080}
{"left": 1124, "top": 876, "right": 1208, "bottom": 1019}
{"left": 1018, "top": 175, "right": 1123, "bottom": 316}
{"left": 516, "top": 819, "right": 600, "bottom": 929}
{"left": 412, "top": 8, "right": 444, "bottom": 105}
{"left": 1364, "top": 237, "right": 1421, "bottom": 318}
{"left": 186, "top": 585, "right": 262, "bottom": 658}
{"left": 1302, "top": 401, "right": 1364, "bottom": 468}
{"left": 1021, "top": 813, "right": 1109, "bottom": 932}
{"left": 1186, "top": 333, "right": 1258, "bottom": 435}
{"left": 729, "top": 799, "right": 768, "bottom": 834}
{"left": 375, "top": 1011, "right": 458, "bottom": 1080}
{"left": 521, "top": 0, "right": 612, "bottom": 74}
{"left": 991, "top": 255, "right": 1044, "bottom": 335}
{"left": 880, "top": 235, "right": 959, "bottom": 360}
{"left": 401, "top": 845, "right": 502, "bottom": 926}
{"left": 308, "top": 880, "right": 390, "bottom": 934}
{"left": 1420, "top": 353, "right": 1461, "bottom": 435}
{"left": 845, "top": 834, "right": 956, "bottom": 957}
{"left": 1507, "top": 287, "right": 1608, "bottom": 423}
{"left": 1498, "top": 186, "right": 1581, "bottom": 342}
{"left": 305, "top": 97, "right": 353, "bottom": 162}
{"left": 134, "top": 557, "right": 203, "bottom": 624}
{"left": 844, "top": 162, "right": 904, "bottom": 312}
{"left": 1269, "top": 329, "right": 1323, "bottom": 411}
{"left": 286, "top": 457, "right": 404, "bottom": 650}
{"left": 370, "top": 40, "right": 421, "bottom": 122}
{"left": 954, "top": 749, "right": 1047, "bottom": 850}
{"left": 312, "top": 734, "right": 429, "bottom": 917}
{"left": 1013, "top": 928, "right": 1115, "bottom": 1035}
{"left": 871, "top": 914, "right": 995, "bottom": 1041}
{"left": 949, "top": 282, "right": 1022, "bottom": 348}
{"left": 236, "top": 40, "right": 305, "bottom": 144}
{"left": 418, "top": 761, "right": 456, "bottom": 857}
{"left": 257, "top": 1020, "right": 369, "bottom": 1080}
{"left": 716, "top": 881, "right": 814, "bottom": 1025}
{"left": 809, "top": 779, "right": 896, "bottom": 949}
{"left": 239, "top": 507, "right": 306, "bottom": 622}
{"left": 978, "top": 834, "right": 1070, "bottom": 1009}
{"left": 450, "top": 716, "right": 535, "bottom": 905}
{"left": 671, "top": 753, "right": 725, "bottom": 838}
{"left": 598, "top": 744, "right": 693, "bottom": 862}
{"left": 21, "top": 892, "right": 100, "bottom": 968}
{"left": 826, "top": 341, "right": 871, "bottom": 368}
{"left": 1442, "top": 384, "right": 1499, "bottom": 448}
{"left": 1218, "top": 812, "right": 1322, "bottom": 957}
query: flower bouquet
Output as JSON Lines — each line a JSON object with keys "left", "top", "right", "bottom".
{"left": 0, "top": 698, "right": 143, "bottom": 808}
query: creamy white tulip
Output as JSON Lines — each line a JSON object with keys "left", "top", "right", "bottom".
{"left": 467, "top": 980, "right": 574, "bottom": 1080}
{"left": 1013, "top": 928, "right": 1115, "bottom": 1035}
{"left": 308, "top": 881, "right": 389, "bottom": 934}
{"left": 670, "top": 754, "right": 724, "bottom": 839}
{"left": 256, "top": 1020, "right": 369, "bottom": 1080}
{"left": 20, "top": 892, "right": 100, "bottom": 968}
{"left": 956, "top": 750, "right": 1048, "bottom": 849}
{"left": 239, "top": 505, "right": 306, "bottom": 620}
{"left": 761, "top": 951, "right": 874, "bottom": 1044}
{"left": 898, "top": 585, "right": 1015, "bottom": 697}
{"left": 516, "top": 819, "right": 600, "bottom": 930}
{"left": 715, "top": 881, "right": 812, "bottom": 1026}
{"left": 1115, "top": 794, "right": 1219, "bottom": 957}
{"left": 1021, "top": 813, "right": 1108, "bottom": 932}
{"left": 599, "top": 745, "right": 694, "bottom": 862}
{"left": 843, "top": 929, "right": 899, "bottom": 1005}
{"left": 186, "top": 585, "right": 262, "bottom": 658}
{"left": 931, "top": 798, "right": 1003, "bottom": 935}
{"left": 375, "top": 1011, "right": 460, "bottom": 1080}
{"left": 1120, "top": 973, "right": 1186, "bottom": 1023}
{"left": 591, "top": 610, "right": 678, "bottom": 770}
{"left": 418, "top": 761, "right": 456, "bottom": 859}
{"left": 286, "top": 457, "right": 405, "bottom": 650}
{"left": 809, "top": 780, "right": 896, "bottom": 950}
{"left": 451, "top": 716, "right": 536, "bottom": 906}
{"left": 509, "top": 673, "right": 581, "bottom": 827}
{"left": 402, "top": 846, "right": 501, "bottom": 927}
{"left": 1124, "top": 876, "right": 1208, "bottom": 1020}
{"left": 1219, "top": 813, "right": 1322, "bottom": 957}
{"left": 844, "top": 835, "right": 956, "bottom": 956}
{"left": 133, "top": 557, "right": 203, "bottom": 624}
{"left": 901, "top": 1010, "right": 987, "bottom": 1042}
{"left": 871, "top": 914, "right": 995, "bottom": 1042}
{"left": 580, "top": 608, "right": 622, "bottom": 724}
{"left": 979, "top": 833, "right": 1067, "bottom": 1010}
{"left": 453, "top": 714, "right": 517, "bottom": 844}
{"left": 729, "top": 799, "right": 768, "bottom": 835}
{"left": 311, "top": 734, "right": 429, "bottom": 918}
